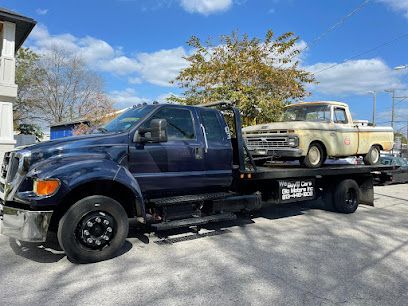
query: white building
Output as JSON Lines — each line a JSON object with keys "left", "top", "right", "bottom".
{"left": 0, "top": 8, "right": 35, "bottom": 163}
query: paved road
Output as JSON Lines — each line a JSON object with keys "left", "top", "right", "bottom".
{"left": 0, "top": 184, "right": 407, "bottom": 305}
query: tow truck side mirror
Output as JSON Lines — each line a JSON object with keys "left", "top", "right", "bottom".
{"left": 150, "top": 119, "right": 167, "bottom": 142}
{"left": 134, "top": 119, "right": 168, "bottom": 143}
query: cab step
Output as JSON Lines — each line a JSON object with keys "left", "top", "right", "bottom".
{"left": 151, "top": 192, "right": 234, "bottom": 207}
{"left": 151, "top": 212, "right": 237, "bottom": 231}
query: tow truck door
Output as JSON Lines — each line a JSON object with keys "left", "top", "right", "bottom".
{"left": 198, "top": 108, "right": 233, "bottom": 189}
{"left": 129, "top": 106, "right": 206, "bottom": 195}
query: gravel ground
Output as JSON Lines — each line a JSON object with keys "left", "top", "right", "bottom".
{"left": 0, "top": 184, "right": 407, "bottom": 305}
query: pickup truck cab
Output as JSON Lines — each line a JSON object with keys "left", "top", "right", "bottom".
{"left": 243, "top": 101, "right": 394, "bottom": 168}
{"left": 0, "top": 102, "right": 392, "bottom": 263}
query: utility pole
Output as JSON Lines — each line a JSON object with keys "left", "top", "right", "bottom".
{"left": 368, "top": 91, "right": 376, "bottom": 125}
{"left": 391, "top": 90, "right": 395, "bottom": 129}
{"left": 385, "top": 89, "right": 396, "bottom": 129}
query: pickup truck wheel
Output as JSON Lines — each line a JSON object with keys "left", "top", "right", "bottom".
{"left": 57, "top": 195, "right": 129, "bottom": 263}
{"left": 333, "top": 179, "right": 360, "bottom": 214}
{"left": 300, "top": 143, "right": 325, "bottom": 168}
{"left": 363, "top": 146, "right": 381, "bottom": 165}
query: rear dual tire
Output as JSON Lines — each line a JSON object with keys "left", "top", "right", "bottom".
{"left": 333, "top": 179, "right": 360, "bottom": 214}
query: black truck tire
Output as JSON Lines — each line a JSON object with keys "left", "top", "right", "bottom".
{"left": 333, "top": 179, "right": 360, "bottom": 214}
{"left": 300, "top": 142, "right": 325, "bottom": 168}
{"left": 363, "top": 145, "right": 381, "bottom": 165}
{"left": 57, "top": 195, "right": 129, "bottom": 263}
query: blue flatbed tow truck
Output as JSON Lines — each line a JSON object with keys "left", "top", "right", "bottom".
{"left": 0, "top": 102, "right": 393, "bottom": 263}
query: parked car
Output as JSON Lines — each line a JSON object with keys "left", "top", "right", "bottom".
{"left": 374, "top": 155, "right": 408, "bottom": 184}
{"left": 243, "top": 101, "right": 394, "bottom": 168}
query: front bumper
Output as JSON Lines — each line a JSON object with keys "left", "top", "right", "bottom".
{"left": 0, "top": 204, "right": 53, "bottom": 242}
{"left": 248, "top": 147, "right": 303, "bottom": 158}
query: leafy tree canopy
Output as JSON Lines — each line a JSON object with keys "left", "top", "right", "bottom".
{"left": 170, "top": 30, "right": 316, "bottom": 125}
{"left": 14, "top": 47, "right": 43, "bottom": 127}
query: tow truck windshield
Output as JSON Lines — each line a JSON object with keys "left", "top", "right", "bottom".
{"left": 101, "top": 105, "right": 155, "bottom": 133}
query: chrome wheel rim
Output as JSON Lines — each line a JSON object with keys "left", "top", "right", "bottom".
{"left": 308, "top": 146, "right": 321, "bottom": 166}
{"left": 371, "top": 147, "right": 380, "bottom": 164}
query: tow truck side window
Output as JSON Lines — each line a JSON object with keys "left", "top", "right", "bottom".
{"left": 144, "top": 107, "right": 195, "bottom": 141}
{"left": 199, "top": 109, "right": 226, "bottom": 143}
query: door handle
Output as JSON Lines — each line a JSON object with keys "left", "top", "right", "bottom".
{"left": 193, "top": 147, "right": 204, "bottom": 160}
{"left": 200, "top": 124, "right": 209, "bottom": 153}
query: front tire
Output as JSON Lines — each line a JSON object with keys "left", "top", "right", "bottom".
{"left": 300, "top": 143, "right": 325, "bottom": 168}
{"left": 363, "top": 145, "right": 381, "bottom": 165}
{"left": 333, "top": 179, "right": 360, "bottom": 214}
{"left": 57, "top": 195, "right": 129, "bottom": 263}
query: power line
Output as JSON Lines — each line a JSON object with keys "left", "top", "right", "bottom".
{"left": 278, "top": 0, "right": 371, "bottom": 69}
{"left": 314, "top": 32, "right": 408, "bottom": 74}
{"left": 307, "top": 0, "right": 371, "bottom": 50}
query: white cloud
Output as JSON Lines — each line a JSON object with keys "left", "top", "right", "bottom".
{"left": 378, "top": 0, "right": 408, "bottom": 19}
{"left": 109, "top": 89, "right": 180, "bottom": 109}
{"left": 155, "top": 92, "right": 180, "bottom": 103}
{"left": 99, "top": 56, "right": 140, "bottom": 75}
{"left": 179, "top": 0, "right": 232, "bottom": 15}
{"left": 28, "top": 24, "right": 187, "bottom": 87}
{"left": 306, "top": 58, "right": 405, "bottom": 95}
{"left": 136, "top": 47, "right": 188, "bottom": 86}
{"left": 109, "top": 88, "right": 149, "bottom": 109}
{"left": 128, "top": 77, "right": 143, "bottom": 84}
{"left": 35, "top": 8, "right": 48, "bottom": 15}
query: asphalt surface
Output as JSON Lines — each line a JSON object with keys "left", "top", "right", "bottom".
{"left": 0, "top": 184, "right": 407, "bottom": 305}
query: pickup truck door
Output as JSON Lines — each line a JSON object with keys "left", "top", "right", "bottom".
{"left": 128, "top": 106, "right": 206, "bottom": 196}
{"left": 333, "top": 107, "right": 359, "bottom": 156}
{"left": 198, "top": 108, "right": 233, "bottom": 189}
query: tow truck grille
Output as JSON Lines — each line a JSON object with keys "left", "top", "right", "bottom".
{"left": 1, "top": 152, "right": 19, "bottom": 183}
{"left": 245, "top": 137, "right": 289, "bottom": 149}
{"left": 1, "top": 152, "right": 10, "bottom": 179}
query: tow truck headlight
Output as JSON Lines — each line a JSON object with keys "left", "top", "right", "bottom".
{"left": 34, "top": 179, "right": 60, "bottom": 196}
{"left": 288, "top": 136, "right": 299, "bottom": 147}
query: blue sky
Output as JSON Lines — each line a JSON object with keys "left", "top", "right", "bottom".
{"left": 3, "top": 0, "right": 408, "bottom": 132}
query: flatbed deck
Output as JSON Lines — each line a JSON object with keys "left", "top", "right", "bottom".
{"left": 247, "top": 164, "right": 394, "bottom": 180}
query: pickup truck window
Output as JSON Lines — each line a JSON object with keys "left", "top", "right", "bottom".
{"left": 282, "top": 105, "right": 331, "bottom": 122}
{"left": 145, "top": 107, "right": 195, "bottom": 140}
{"left": 334, "top": 108, "right": 348, "bottom": 124}
{"left": 102, "top": 105, "right": 155, "bottom": 133}
{"left": 200, "top": 109, "right": 225, "bottom": 143}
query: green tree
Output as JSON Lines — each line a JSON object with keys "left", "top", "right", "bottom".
{"left": 16, "top": 123, "right": 44, "bottom": 141}
{"left": 170, "top": 30, "right": 315, "bottom": 125}
{"left": 14, "top": 47, "right": 44, "bottom": 127}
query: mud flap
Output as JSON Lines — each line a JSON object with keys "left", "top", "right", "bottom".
{"left": 358, "top": 175, "right": 374, "bottom": 206}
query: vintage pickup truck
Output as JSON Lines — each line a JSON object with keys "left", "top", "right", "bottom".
{"left": 243, "top": 101, "right": 394, "bottom": 168}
